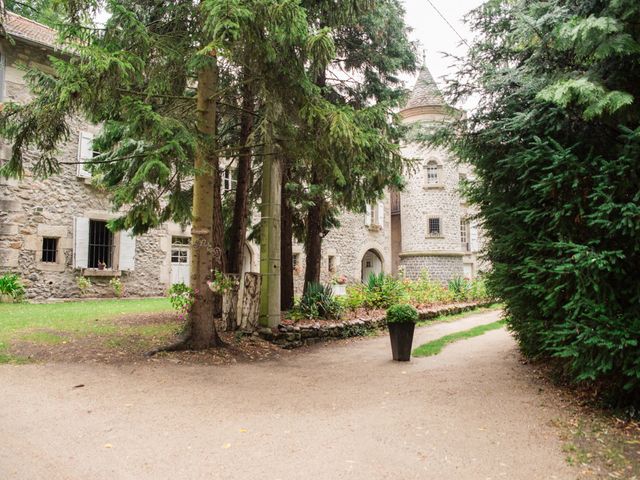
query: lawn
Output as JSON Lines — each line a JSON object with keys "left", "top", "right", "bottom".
{"left": 0, "top": 298, "right": 177, "bottom": 363}
{"left": 413, "top": 319, "right": 506, "bottom": 357}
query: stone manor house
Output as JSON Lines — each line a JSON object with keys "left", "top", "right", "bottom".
{"left": 0, "top": 13, "right": 485, "bottom": 300}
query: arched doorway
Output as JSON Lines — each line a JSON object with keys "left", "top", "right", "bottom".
{"left": 361, "top": 249, "right": 383, "bottom": 282}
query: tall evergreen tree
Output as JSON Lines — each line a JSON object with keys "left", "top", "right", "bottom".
{"left": 296, "top": 0, "right": 418, "bottom": 293}
{"left": 435, "top": 0, "right": 640, "bottom": 405}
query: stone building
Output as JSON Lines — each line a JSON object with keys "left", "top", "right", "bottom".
{"left": 392, "top": 66, "right": 484, "bottom": 281}
{"left": 0, "top": 13, "right": 484, "bottom": 301}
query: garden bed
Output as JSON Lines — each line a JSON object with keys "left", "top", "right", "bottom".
{"left": 258, "top": 300, "right": 499, "bottom": 349}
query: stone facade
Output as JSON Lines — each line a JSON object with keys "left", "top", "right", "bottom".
{"left": 0, "top": 29, "right": 172, "bottom": 299}
{"left": 393, "top": 67, "right": 486, "bottom": 282}
{"left": 0, "top": 14, "right": 486, "bottom": 301}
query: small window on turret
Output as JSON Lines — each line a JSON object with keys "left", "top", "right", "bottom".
{"left": 425, "top": 160, "right": 442, "bottom": 187}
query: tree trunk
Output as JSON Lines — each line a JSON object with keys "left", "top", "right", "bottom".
{"left": 259, "top": 139, "right": 281, "bottom": 327}
{"left": 226, "top": 81, "right": 254, "bottom": 276}
{"left": 183, "top": 60, "right": 224, "bottom": 349}
{"left": 280, "top": 162, "right": 294, "bottom": 310}
{"left": 304, "top": 186, "right": 324, "bottom": 294}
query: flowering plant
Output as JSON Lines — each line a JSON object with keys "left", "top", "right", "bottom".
{"left": 331, "top": 274, "right": 348, "bottom": 285}
{"left": 206, "top": 270, "right": 238, "bottom": 293}
{"left": 168, "top": 282, "right": 195, "bottom": 320}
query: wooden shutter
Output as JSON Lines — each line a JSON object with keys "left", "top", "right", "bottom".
{"left": 377, "top": 202, "right": 385, "bottom": 229}
{"left": 73, "top": 217, "right": 89, "bottom": 268}
{"left": 364, "top": 204, "right": 372, "bottom": 227}
{"left": 118, "top": 230, "right": 136, "bottom": 271}
{"left": 470, "top": 222, "right": 479, "bottom": 252}
{"left": 77, "top": 131, "right": 93, "bottom": 178}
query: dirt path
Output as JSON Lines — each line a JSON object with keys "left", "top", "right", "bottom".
{"left": 0, "top": 310, "right": 576, "bottom": 480}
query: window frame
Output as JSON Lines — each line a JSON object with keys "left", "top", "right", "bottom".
{"left": 88, "top": 219, "right": 115, "bottom": 269}
{"left": 424, "top": 160, "right": 443, "bottom": 189}
{"left": 41, "top": 237, "right": 59, "bottom": 263}
{"left": 171, "top": 236, "right": 190, "bottom": 265}
{"left": 427, "top": 216, "right": 442, "bottom": 237}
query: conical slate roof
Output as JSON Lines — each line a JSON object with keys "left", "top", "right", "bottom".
{"left": 404, "top": 66, "right": 445, "bottom": 109}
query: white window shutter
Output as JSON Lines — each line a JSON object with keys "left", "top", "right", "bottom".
{"left": 77, "top": 131, "right": 93, "bottom": 178}
{"left": 470, "top": 223, "right": 479, "bottom": 252}
{"left": 73, "top": 217, "right": 89, "bottom": 268}
{"left": 377, "top": 202, "right": 385, "bottom": 228}
{"left": 364, "top": 204, "right": 372, "bottom": 227}
{"left": 119, "top": 230, "right": 136, "bottom": 271}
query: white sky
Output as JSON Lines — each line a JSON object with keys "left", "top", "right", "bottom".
{"left": 402, "top": 0, "right": 485, "bottom": 102}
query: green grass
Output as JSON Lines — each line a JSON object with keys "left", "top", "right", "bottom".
{"left": 415, "top": 303, "right": 503, "bottom": 327}
{"left": 0, "top": 298, "right": 174, "bottom": 362}
{"left": 413, "top": 319, "right": 506, "bottom": 357}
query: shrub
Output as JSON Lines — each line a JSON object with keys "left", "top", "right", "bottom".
{"left": 293, "top": 282, "right": 342, "bottom": 320}
{"left": 362, "top": 273, "right": 407, "bottom": 309}
{"left": 402, "top": 271, "right": 453, "bottom": 305}
{"left": 434, "top": 0, "right": 640, "bottom": 405}
{"left": 337, "top": 284, "right": 368, "bottom": 311}
{"left": 76, "top": 276, "right": 92, "bottom": 295}
{"left": 109, "top": 277, "right": 123, "bottom": 297}
{"left": 0, "top": 273, "right": 26, "bottom": 301}
{"left": 468, "top": 276, "right": 490, "bottom": 301}
{"left": 386, "top": 304, "right": 418, "bottom": 324}
{"left": 448, "top": 277, "right": 471, "bottom": 301}
{"left": 168, "top": 282, "right": 194, "bottom": 320}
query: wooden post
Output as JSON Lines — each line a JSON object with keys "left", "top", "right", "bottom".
{"left": 259, "top": 147, "right": 281, "bottom": 327}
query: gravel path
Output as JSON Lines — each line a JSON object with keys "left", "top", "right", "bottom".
{"left": 0, "top": 310, "right": 576, "bottom": 479}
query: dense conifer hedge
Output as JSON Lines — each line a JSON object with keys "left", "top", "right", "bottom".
{"left": 436, "top": 0, "right": 640, "bottom": 405}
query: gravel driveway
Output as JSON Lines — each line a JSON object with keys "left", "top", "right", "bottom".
{"left": 0, "top": 309, "right": 575, "bottom": 479}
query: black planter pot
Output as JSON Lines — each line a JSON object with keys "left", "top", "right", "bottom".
{"left": 388, "top": 322, "right": 416, "bottom": 361}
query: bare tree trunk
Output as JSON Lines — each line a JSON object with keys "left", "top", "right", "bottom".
{"left": 226, "top": 81, "right": 254, "bottom": 276}
{"left": 280, "top": 162, "right": 294, "bottom": 310}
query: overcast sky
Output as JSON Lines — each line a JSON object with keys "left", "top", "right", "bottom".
{"left": 402, "top": 0, "right": 485, "bottom": 95}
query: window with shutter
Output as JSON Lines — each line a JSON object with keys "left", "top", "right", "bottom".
{"left": 377, "top": 202, "right": 385, "bottom": 229}
{"left": 364, "top": 204, "right": 372, "bottom": 227}
{"left": 73, "top": 217, "right": 90, "bottom": 268}
{"left": 119, "top": 230, "right": 137, "bottom": 271}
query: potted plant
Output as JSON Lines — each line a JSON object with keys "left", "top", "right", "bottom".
{"left": 386, "top": 303, "right": 418, "bottom": 361}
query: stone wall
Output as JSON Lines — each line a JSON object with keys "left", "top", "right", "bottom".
{"left": 399, "top": 254, "right": 464, "bottom": 282}
{"left": 257, "top": 301, "right": 495, "bottom": 349}
{"left": 291, "top": 203, "right": 392, "bottom": 295}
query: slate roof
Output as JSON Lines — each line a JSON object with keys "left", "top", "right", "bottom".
{"left": 1, "top": 11, "right": 58, "bottom": 48}
{"left": 404, "top": 66, "right": 445, "bottom": 109}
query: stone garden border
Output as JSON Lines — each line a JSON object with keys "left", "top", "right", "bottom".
{"left": 257, "top": 301, "right": 499, "bottom": 349}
